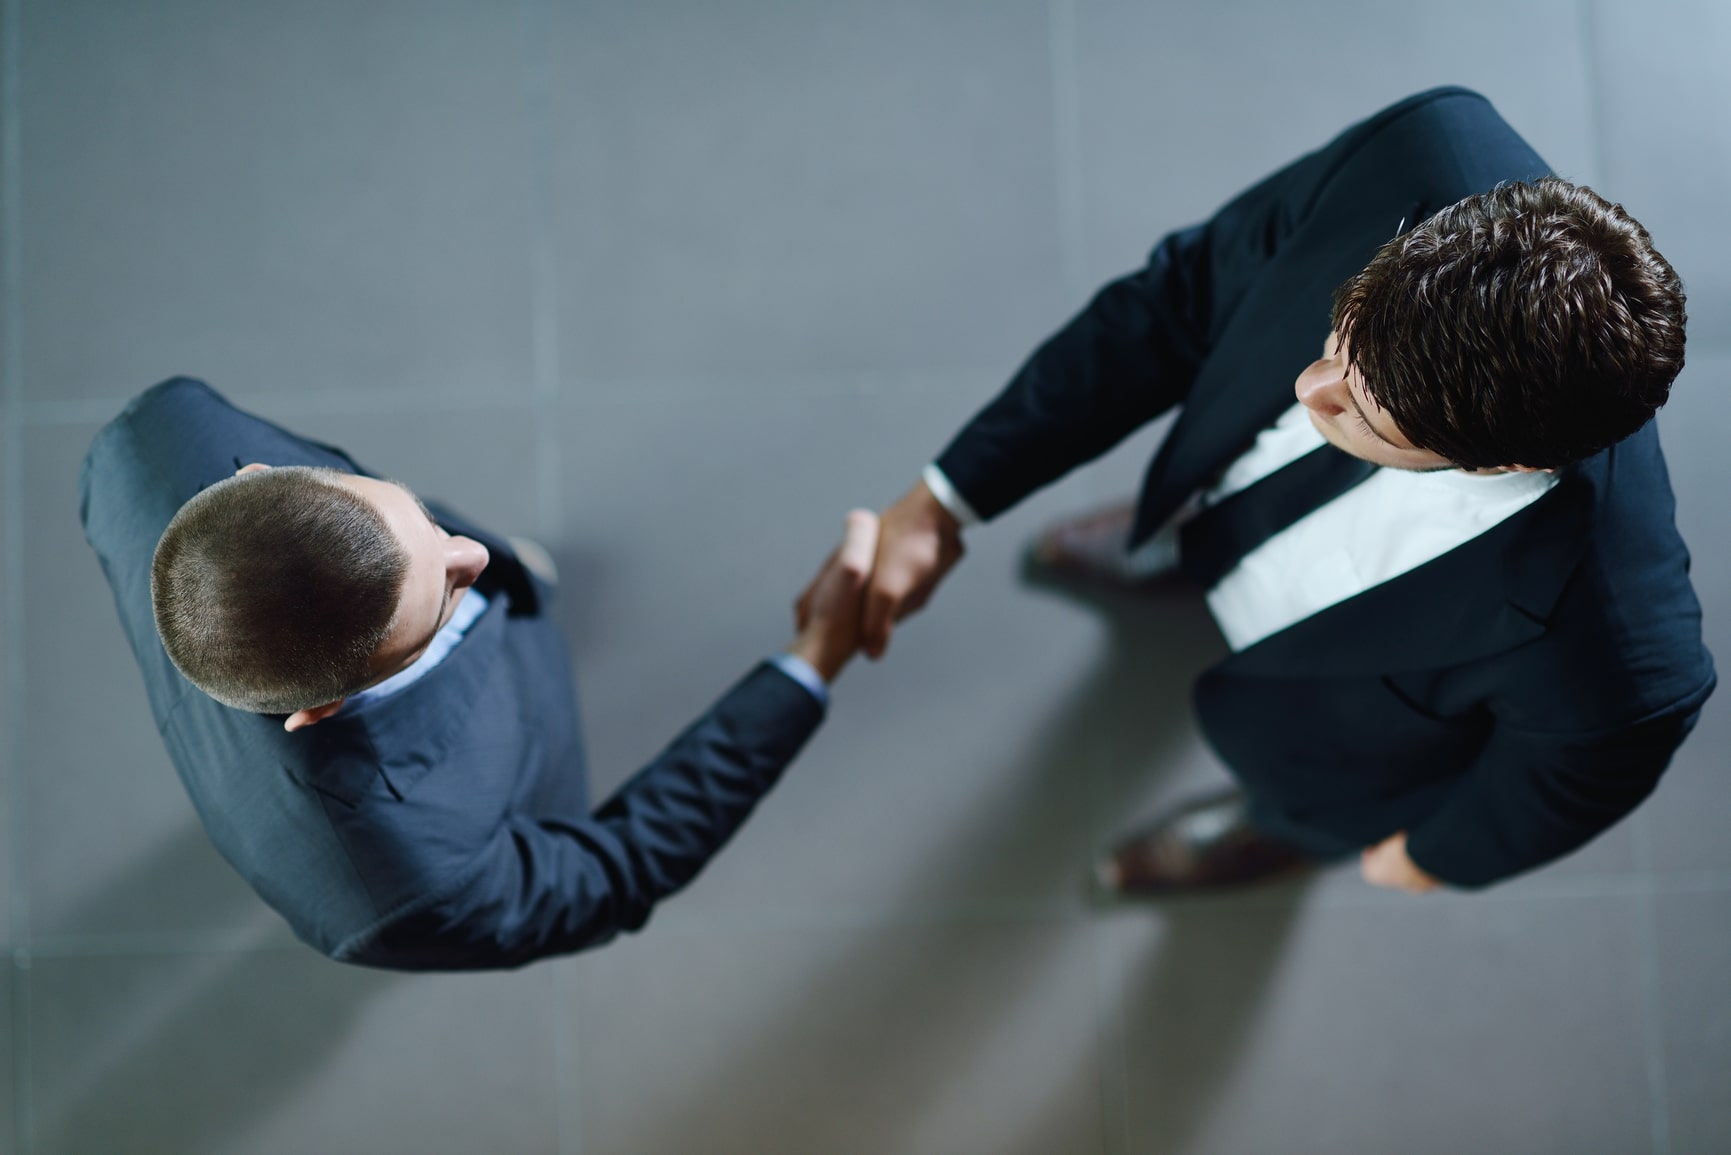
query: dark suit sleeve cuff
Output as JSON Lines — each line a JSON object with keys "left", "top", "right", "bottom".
{"left": 768, "top": 653, "right": 830, "bottom": 708}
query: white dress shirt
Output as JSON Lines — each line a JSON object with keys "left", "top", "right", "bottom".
{"left": 927, "top": 402, "right": 1556, "bottom": 652}
{"left": 342, "top": 587, "right": 492, "bottom": 710}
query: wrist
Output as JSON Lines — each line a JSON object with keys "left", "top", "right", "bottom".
{"left": 910, "top": 478, "right": 963, "bottom": 539}
{"left": 787, "top": 634, "right": 848, "bottom": 685}
{"left": 918, "top": 465, "right": 979, "bottom": 529}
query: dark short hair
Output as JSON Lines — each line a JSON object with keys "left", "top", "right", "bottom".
{"left": 1333, "top": 177, "right": 1686, "bottom": 469}
{"left": 151, "top": 466, "right": 410, "bottom": 713}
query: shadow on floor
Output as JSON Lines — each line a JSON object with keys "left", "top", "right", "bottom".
{"left": 1105, "top": 889, "right": 1310, "bottom": 1155}
{"left": 32, "top": 824, "right": 399, "bottom": 1155}
{"left": 585, "top": 585, "right": 1305, "bottom": 1154}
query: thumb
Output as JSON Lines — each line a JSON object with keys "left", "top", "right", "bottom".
{"left": 836, "top": 509, "right": 880, "bottom": 578}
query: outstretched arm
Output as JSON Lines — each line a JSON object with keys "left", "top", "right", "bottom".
{"left": 344, "top": 513, "right": 881, "bottom": 970}
{"left": 852, "top": 89, "right": 1483, "bottom": 658}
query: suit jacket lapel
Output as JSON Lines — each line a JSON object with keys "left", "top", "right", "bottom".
{"left": 1133, "top": 201, "right": 1429, "bottom": 545}
{"left": 1216, "top": 467, "right": 1593, "bottom": 678}
{"left": 280, "top": 595, "right": 509, "bottom": 805}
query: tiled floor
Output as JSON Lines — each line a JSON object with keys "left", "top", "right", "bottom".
{"left": 3, "top": 2, "right": 1728, "bottom": 1153}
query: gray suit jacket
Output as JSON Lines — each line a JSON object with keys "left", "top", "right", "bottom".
{"left": 83, "top": 379, "right": 825, "bottom": 969}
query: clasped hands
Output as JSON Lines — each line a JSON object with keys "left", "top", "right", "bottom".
{"left": 792, "top": 481, "right": 1439, "bottom": 895}
{"left": 787, "top": 480, "right": 964, "bottom": 683}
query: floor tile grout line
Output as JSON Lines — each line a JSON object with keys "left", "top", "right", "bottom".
{"left": 1634, "top": 890, "right": 1673, "bottom": 1155}
{"left": 8, "top": 965, "right": 28, "bottom": 1155}
{"left": 554, "top": 962, "right": 584, "bottom": 1155}
{"left": 1051, "top": 11, "right": 1117, "bottom": 1147}
{"left": 1082, "top": 708, "right": 1130, "bottom": 1154}
{"left": 10, "top": 367, "right": 1038, "bottom": 426}
{"left": 527, "top": 0, "right": 562, "bottom": 546}
{"left": 1596, "top": 5, "right": 1665, "bottom": 1140}
{"left": 1629, "top": 815, "right": 1672, "bottom": 1155}
{"left": 14, "top": 866, "right": 1731, "bottom": 961}
{"left": 14, "top": 387, "right": 545, "bottom": 427}
{"left": 1576, "top": 0, "right": 1609, "bottom": 188}
{"left": 525, "top": 1, "right": 578, "bottom": 1151}
{"left": 1, "top": 0, "right": 36, "bottom": 1146}
{"left": 1047, "top": 0, "right": 1087, "bottom": 302}
{"left": 1089, "top": 921, "right": 1131, "bottom": 1155}
{"left": 22, "top": 935, "right": 313, "bottom": 959}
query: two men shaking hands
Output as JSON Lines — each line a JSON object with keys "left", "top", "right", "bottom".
{"left": 85, "top": 89, "right": 1712, "bottom": 970}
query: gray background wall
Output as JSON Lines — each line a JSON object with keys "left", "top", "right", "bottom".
{"left": 2, "top": 2, "right": 1727, "bottom": 1153}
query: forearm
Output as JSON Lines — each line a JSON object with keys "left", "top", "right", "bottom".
{"left": 344, "top": 662, "right": 826, "bottom": 970}
{"left": 590, "top": 661, "right": 826, "bottom": 893}
{"left": 932, "top": 227, "right": 1209, "bottom": 521}
{"left": 932, "top": 98, "right": 1426, "bottom": 522}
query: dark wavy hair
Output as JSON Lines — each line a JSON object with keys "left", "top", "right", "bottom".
{"left": 1333, "top": 177, "right": 1686, "bottom": 469}
{"left": 151, "top": 466, "right": 409, "bottom": 713}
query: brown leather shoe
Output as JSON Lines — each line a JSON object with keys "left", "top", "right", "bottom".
{"left": 1022, "top": 501, "right": 1202, "bottom": 596}
{"left": 1094, "top": 789, "right": 1315, "bottom": 895}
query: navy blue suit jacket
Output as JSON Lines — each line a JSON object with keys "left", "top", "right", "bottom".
{"left": 82, "top": 379, "right": 824, "bottom": 969}
{"left": 936, "top": 88, "right": 1716, "bottom": 886}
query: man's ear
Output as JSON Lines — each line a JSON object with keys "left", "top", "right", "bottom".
{"left": 284, "top": 699, "right": 346, "bottom": 732}
{"left": 236, "top": 462, "right": 271, "bottom": 476}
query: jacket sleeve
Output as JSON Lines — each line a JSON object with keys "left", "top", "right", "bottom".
{"left": 338, "top": 662, "right": 824, "bottom": 970}
{"left": 933, "top": 130, "right": 1348, "bottom": 519}
{"left": 934, "top": 85, "right": 1492, "bottom": 521}
{"left": 1403, "top": 675, "right": 1716, "bottom": 887}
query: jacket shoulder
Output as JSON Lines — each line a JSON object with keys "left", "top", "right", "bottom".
{"left": 1306, "top": 87, "right": 1548, "bottom": 223}
{"left": 1509, "top": 424, "right": 1714, "bottom": 728}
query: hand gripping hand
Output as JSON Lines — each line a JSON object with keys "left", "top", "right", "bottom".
{"left": 801, "top": 479, "right": 965, "bottom": 661}
{"left": 789, "top": 510, "right": 882, "bottom": 683}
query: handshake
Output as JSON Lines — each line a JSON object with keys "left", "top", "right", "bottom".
{"left": 786, "top": 480, "right": 965, "bottom": 684}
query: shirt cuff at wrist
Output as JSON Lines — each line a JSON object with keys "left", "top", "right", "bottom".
{"left": 921, "top": 463, "right": 981, "bottom": 528}
{"left": 770, "top": 652, "right": 831, "bottom": 708}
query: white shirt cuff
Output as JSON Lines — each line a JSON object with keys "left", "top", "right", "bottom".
{"left": 921, "top": 463, "right": 981, "bottom": 528}
{"left": 770, "top": 652, "right": 830, "bottom": 707}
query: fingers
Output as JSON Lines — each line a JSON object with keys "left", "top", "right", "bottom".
{"left": 861, "top": 582, "right": 899, "bottom": 660}
{"left": 793, "top": 552, "right": 833, "bottom": 632}
{"left": 860, "top": 545, "right": 931, "bottom": 660}
{"left": 796, "top": 510, "right": 877, "bottom": 632}
{"left": 836, "top": 509, "right": 880, "bottom": 578}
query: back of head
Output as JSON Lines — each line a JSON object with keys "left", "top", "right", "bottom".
{"left": 1334, "top": 177, "right": 1687, "bottom": 469}
{"left": 152, "top": 466, "right": 409, "bottom": 713}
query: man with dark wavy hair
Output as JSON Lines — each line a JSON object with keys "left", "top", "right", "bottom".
{"left": 836, "top": 87, "right": 1714, "bottom": 894}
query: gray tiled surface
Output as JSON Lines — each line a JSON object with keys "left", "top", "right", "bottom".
{"left": 18, "top": 0, "right": 539, "bottom": 404}
{"left": 552, "top": 0, "right": 1066, "bottom": 385}
{"left": 1594, "top": 0, "right": 1731, "bottom": 353}
{"left": 1071, "top": 0, "right": 1601, "bottom": 291}
{"left": 28, "top": 953, "right": 557, "bottom": 1155}
{"left": 1, "top": 422, "right": 15, "bottom": 956}
{"left": 1108, "top": 896, "right": 1654, "bottom": 1155}
{"left": 1, "top": 964, "right": 15, "bottom": 1155}
{"left": 1656, "top": 892, "right": 1731, "bottom": 1154}
{"left": 569, "top": 920, "right": 1104, "bottom": 1155}
{"left": 3, "top": 3, "right": 1729, "bottom": 1154}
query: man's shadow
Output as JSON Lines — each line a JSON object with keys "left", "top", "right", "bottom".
{"left": 30, "top": 824, "right": 400, "bottom": 1155}
{"left": 582, "top": 569, "right": 1310, "bottom": 1154}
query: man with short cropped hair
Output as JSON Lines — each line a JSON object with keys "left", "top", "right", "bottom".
{"left": 84, "top": 381, "right": 877, "bottom": 969}
{"left": 840, "top": 87, "right": 1714, "bottom": 894}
